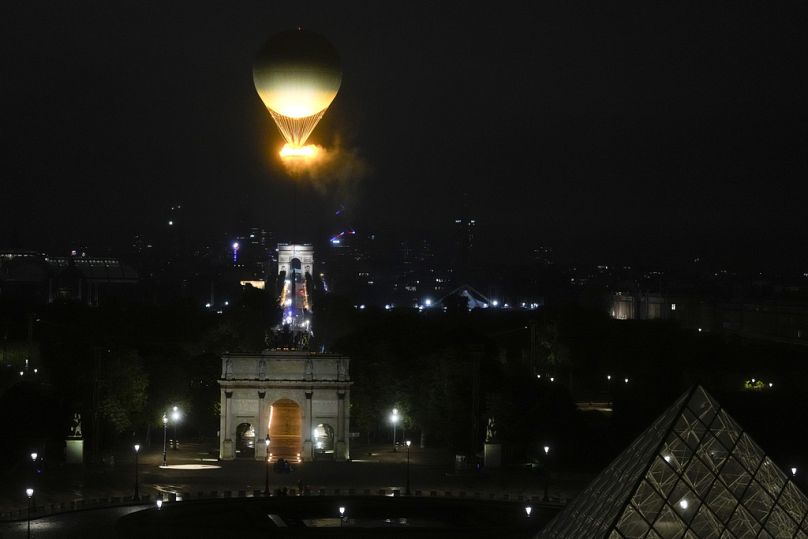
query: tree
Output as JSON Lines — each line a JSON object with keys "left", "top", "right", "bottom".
{"left": 98, "top": 349, "right": 149, "bottom": 434}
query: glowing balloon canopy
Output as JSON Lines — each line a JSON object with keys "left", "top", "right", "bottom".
{"left": 253, "top": 29, "right": 341, "bottom": 148}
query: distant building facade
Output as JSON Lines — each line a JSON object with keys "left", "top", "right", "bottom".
{"left": 0, "top": 250, "right": 138, "bottom": 305}
{"left": 609, "top": 291, "right": 808, "bottom": 345}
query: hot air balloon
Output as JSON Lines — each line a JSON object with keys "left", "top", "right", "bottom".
{"left": 253, "top": 29, "right": 341, "bottom": 153}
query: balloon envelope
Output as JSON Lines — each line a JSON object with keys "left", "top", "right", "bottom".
{"left": 253, "top": 30, "right": 341, "bottom": 146}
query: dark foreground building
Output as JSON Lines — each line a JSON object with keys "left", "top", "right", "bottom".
{"left": 541, "top": 386, "right": 808, "bottom": 538}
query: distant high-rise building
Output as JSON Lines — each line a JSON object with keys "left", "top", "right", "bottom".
{"left": 533, "top": 245, "right": 554, "bottom": 266}
{"left": 453, "top": 193, "right": 476, "bottom": 279}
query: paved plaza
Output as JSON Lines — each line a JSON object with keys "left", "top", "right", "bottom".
{"left": 0, "top": 441, "right": 587, "bottom": 518}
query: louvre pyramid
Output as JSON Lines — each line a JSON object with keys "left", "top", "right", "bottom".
{"left": 541, "top": 386, "right": 808, "bottom": 538}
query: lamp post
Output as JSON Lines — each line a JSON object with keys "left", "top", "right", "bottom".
{"left": 543, "top": 445, "right": 551, "bottom": 502}
{"left": 171, "top": 406, "right": 181, "bottom": 450}
{"left": 133, "top": 444, "right": 140, "bottom": 500}
{"left": 390, "top": 408, "right": 400, "bottom": 452}
{"left": 264, "top": 435, "right": 271, "bottom": 496}
{"left": 161, "top": 414, "right": 168, "bottom": 467}
{"left": 30, "top": 452, "right": 38, "bottom": 477}
{"left": 405, "top": 440, "right": 412, "bottom": 495}
{"left": 339, "top": 506, "right": 345, "bottom": 527}
{"left": 26, "top": 488, "right": 33, "bottom": 539}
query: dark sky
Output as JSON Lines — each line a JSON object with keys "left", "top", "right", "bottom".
{"left": 2, "top": 1, "right": 807, "bottom": 268}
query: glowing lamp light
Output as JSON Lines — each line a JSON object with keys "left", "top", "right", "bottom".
{"left": 134, "top": 444, "right": 140, "bottom": 453}
{"left": 162, "top": 414, "right": 168, "bottom": 425}
{"left": 664, "top": 455, "right": 672, "bottom": 463}
{"left": 624, "top": 378, "right": 629, "bottom": 384}
{"left": 156, "top": 499, "right": 163, "bottom": 509}
{"left": 543, "top": 445, "right": 550, "bottom": 455}
{"left": 679, "top": 499, "right": 689, "bottom": 510}
{"left": 339, "top": 506, "right": 345, "bottom": 517}
{"left": 525, "top": 505, "right": 532, "bottom": 517}
{"left": 30, "top": 452, "right": 37, "bottom": 462}
{"left": 791, "top": 467, "right": 797, "bottom": 477}
{"left": 232, "top": 242, "right": 240, "bottom": 251}
{"left": 406, "top": 440, "right": 411, "bottom": 447}
{"left": 26, "top": 488, "right": 34, "bottom": 498}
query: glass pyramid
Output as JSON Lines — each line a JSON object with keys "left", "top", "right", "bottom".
{"left": 541, "top": 386, "right": 808, "bottom": 538}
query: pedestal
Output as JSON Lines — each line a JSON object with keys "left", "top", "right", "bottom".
{"left": 484, "top": 443, "right": 502, "bottom": 469}
{"left": 65, "top": 438, "right": 84, "bottom": 465}
{"left": 335, "top": 441, "right": 347, "bottom": 462}
{"left": 222, "top": 439, "right": 234, "bottom": 460}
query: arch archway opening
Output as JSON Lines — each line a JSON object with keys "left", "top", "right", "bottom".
{"left": 235, "top": 422, "right": 255, "bottom": 458}
{"left": 268, "top": 399, "right": 302, "bottom": 463}
{"left": 313, "top": 423, "right": 335, "bottom": 455}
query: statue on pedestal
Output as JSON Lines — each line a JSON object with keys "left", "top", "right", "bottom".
{"left": 485, "top": 417, "right": 497, "bottom": 443}
{"left": 68, "top": 413, "right": 83, "bottom": 438}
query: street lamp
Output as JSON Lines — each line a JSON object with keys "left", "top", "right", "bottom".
{"left": 171, "top": 406, "right": 181, "bottom": 450}
{"left": 791, "top": 467, "right": 798, "bottom": 478}
{"left": 543, "top": 445, "right": 551, "bottom": 502}
{"left": 525, "top": 505, "right": 532, "bottom": 517}
{"left": 264, "top": 435, "right": 271, "bottom": 496}
{"left": 405, "top": 440, "right": 412, "bottom": 495}
{"left": 390, "top": 408, "right": 400, "bottom": 452}
{"left": 133, "top": 444, "right": 140, "bottom": 501}
{"left": 162, "top": 414, "right": 168, "bottom": 467}
{"left": 26, "top": 488, "right": 34, "bottom": 539}
{"left": 339, "top": 505, "right": 345, "bottom": 526}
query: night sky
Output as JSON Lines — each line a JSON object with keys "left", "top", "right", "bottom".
{"left": 2, "top": 2, "right": 807, "bottom": 268}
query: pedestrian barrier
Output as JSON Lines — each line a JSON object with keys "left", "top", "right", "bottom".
{"left": 0, "top": 486, "right": 565, "bottom": 522}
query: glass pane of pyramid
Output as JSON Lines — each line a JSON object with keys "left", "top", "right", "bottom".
{"left": 540, "top": 386, "right": 808, "bottom": 538}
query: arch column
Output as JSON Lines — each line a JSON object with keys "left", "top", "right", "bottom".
{"left": 303, "top": 391, "right": 313, "bottom": 460}
{"left": 335, "top": 391, "right": 347, "bottom": 461}
{"left": 255, "top": 391, "right": 267, "bottom": 461}
{"left": 221, "top": 390, "right": 234, "bottom": 460}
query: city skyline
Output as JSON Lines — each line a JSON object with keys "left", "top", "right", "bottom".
{"left": 2, "top": 2, "right": 807, "bottom": 270}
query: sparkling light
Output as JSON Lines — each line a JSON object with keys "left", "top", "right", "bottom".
{"left": 280, "top": 144, "right": 319, "bottom": 159}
